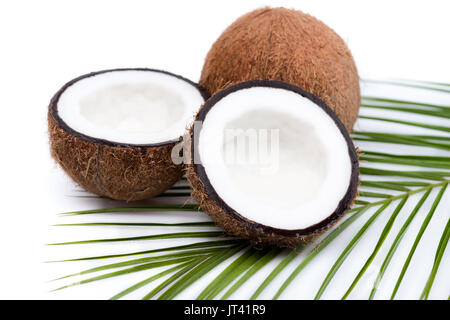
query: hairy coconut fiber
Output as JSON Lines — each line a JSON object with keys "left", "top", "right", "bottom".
{"left": 49, "top": 114, "right": 183, "bottom": 201}
{"left": 200, "top": 7, "right": 360, "bottom": 132}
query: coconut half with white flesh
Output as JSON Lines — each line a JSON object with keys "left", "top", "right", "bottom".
{"left": 186, "top": 80, "right": 359, "bottom": 247}
{"left": 49, "top": 68, "right": 208, "bottom": 201}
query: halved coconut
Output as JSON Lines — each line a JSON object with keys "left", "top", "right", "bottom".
{"left": 186, "top": 80, "right": 359, "bottom": 247}
{"left": 49, "top": 68, "right": 208, "bottom": 201}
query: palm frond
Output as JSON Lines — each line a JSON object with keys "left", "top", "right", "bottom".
{"left": 221, "top": 248, "right": 281, "bottom": 299}
{"left": 49, "top": 80, "right": 450, "bottom": 300}
{"left": 342, "top": 196, "right": 408, "bottom": 299}
{"left": 365, "top": 79, "right": 450, "bottom": 94}
{"left": 420, "top": 216, "right": 450, "bottom": 299}
{"left": 59, "top": 204, "right": 199, "bottom": 216}
{"left": 391, "top": 185, "right": 448, "bottom": 299}
{"left": 49, "top": 231, "right": 225, "bottom": 245}
{"left": 369, "top": 189, "right": 432, "bottom": 299}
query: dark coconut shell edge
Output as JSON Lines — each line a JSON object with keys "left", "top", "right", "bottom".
{"left": 187, "top": 79, "right": 359, "bottom": 247}
{"left": 49, "top": 68, "right": 209, "bottom": 201}
{"left": 49, "top": 68, "right": 210, "bottom": 148}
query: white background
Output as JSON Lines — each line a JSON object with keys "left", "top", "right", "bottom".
{"left": 0, "top": 0, "right": 449, "bottom": 299}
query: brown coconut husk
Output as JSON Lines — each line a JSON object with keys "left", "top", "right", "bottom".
{"left": 48, "top": 114, "right": 183, "bottom": 201}
{"left": 200, "top": 7, "right": 360, "bottom": 132}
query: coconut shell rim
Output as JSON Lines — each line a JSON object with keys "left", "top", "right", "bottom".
{"left": 49, "top": 67, "right": 210, "bottom": 149}
{"left": 191, "top": 79, "right": 359, "bottom": 237}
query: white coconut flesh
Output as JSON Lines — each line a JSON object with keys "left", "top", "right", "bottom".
{"left": 57, "top": 70, "right": 205, "bottom": 144}
{"left": 197, "top": 87, "right": 353, "bottom": 230}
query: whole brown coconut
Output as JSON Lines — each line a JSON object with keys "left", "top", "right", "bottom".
{"left": 200, "top": 7, "right": 360, "bottom": 132}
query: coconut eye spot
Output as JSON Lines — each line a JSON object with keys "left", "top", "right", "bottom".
{"left": 79, "top": 83, "right": 184, "bottom": 134}
{"left": 57, "top": 70, "right": 205, "bottom": 145}
{"left": 222, "top": 109, "right": 327, "bottom": 210}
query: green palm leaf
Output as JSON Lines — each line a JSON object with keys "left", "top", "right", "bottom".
{"left": 391, "top": 185, "right": 448, "bottom": 299}
{"left": 341, "top": 196, "right": 408, "bottom": 299}
{"left": 49, "top": 80, "right": 450, "bottom": 300}
{"left": 369, "top": 189, "right": 432, "bottom": 299}
{"left": 420, "top": 217, "right": 450, "bottom": 299}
